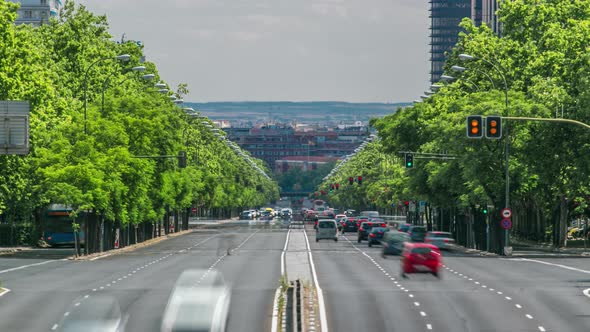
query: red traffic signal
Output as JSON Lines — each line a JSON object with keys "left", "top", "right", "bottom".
{"left": 349, "top": 177, "right": 354, "bottom": 185}
{"left": 357, "top": 176, "right": 363, "bottom": 185}
{"left": 335, "top": 183, "right": 339, "bottom": 190}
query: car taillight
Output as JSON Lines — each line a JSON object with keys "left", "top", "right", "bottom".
{"left": 368, "top": 222, "right": 373, "bottom": 226}
{"left": 359, "top": 227, "right": 364, "bottom": 232}
{"left": 369, "top": 233, "right": 376, "bottom": 238}
{"left": 47, "top": 236, "right": 52, "bottom": 240}
{"left": 381, "top": 223, "right": 386, "bottom": 227}
{"left": 444, "top": 239, "right": 449, "bottom": 242}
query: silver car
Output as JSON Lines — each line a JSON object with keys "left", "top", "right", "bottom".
{"left": 161, "top": 269, "right": 231, "bottom": 332}
{"left": 425, "top": 231, "right": 455, "bottom": 250}
{"left": 316, "top": 219, "right": 338, "bottom": 242}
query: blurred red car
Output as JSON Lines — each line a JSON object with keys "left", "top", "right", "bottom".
{"left": 400, "top": 243, "right": 442, "bottom": 278}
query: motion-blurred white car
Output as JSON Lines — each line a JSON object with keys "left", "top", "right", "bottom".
{"left": 161, "top": 269, "right": 231, "bottom": 332}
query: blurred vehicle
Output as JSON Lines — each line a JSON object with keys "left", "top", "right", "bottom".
{"left": 355, "top": 217, "right": 369, "bottom": 228}
{"left": 359, "top": 211, "right": 380, "bottom": 218}
{"left": 239, "top": 210, "right": 254, "bottom": 220}
{"left": 401, "top": 243, "right": 442, "bottom": 278}
{"left": 408, "top": 225, "right": 427, "bottom": 242}
{"left": 304, "top": 209, "right": 317, "bottom": 221}
{"left": 341, "top": 217, "right": 358, "bottom": 233}
{"left": 398, "top": 223, "right": 412, "bottom": 233}
{"left": 344, "top": 209, "right": 357, "bottom": 217}
{"left": 161, "top": 269, "right": 231, "bottom": 332}
{"left": 280, "top": 208, "right": 293, "bottom": 218}
{"left": 425, "top": 231, "right": 455, "bottom": 250}
{"left": 320, "top": 210, "right": 336, "bottom": 219}
{"left": 357, "top": 221, "right": 386, "bottom": 243}
{"left": 42, "top": 204, "right": 85, "bottom": 247}
{"left": 367, "top": 227, "right": 390, "bottom": 247}
{"left": 335, "top": 214, "right": 346, "bottom": 232}
{"left": 381, "top": 231, "right": 411, "bottom": 257}
{"left": 316, "top": 219, "right": 338, "bottom": 242}
{"left": 57, "top": 295, "right": 127, "bottom": 332}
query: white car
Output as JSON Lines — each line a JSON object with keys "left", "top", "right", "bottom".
{"left": 161, "top": 269, "right": 231, "bottom": 332}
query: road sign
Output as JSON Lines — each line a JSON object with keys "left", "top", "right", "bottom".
{"left": 191, "top": 207, "right": 197, "bottom": 213}
{"left": 501, "top": 208, "right": 512, "bottom": 219}
{"left": 0, "top": 101, "right": 30, "bottom": 155}
{"left": 501, "top": 218, "right": 512, "bottom": 230}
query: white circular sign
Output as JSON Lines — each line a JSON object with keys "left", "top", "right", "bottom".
{"left": 502, "top": 208, "right": 512, "bottom": 218}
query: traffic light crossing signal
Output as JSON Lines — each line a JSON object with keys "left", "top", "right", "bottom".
{"left": 357, "top": 176, "right": 363, "bottom": 185}
{"left": 485, "top": 116, "right": 502, "bottom": 139}
{"left": 467, "top": 115, "right": 483, "bottom": 138}
{"left": 349, "top": 177, "right": 354, "bottom": 185}
{"left": 405, "top": 154, "right": 414, "bottom": 168}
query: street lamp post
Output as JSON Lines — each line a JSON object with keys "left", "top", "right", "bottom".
{"left": 82, "top": 54, "right": 131, "bottom": 135}
{"left": 459, "top": 53, "right": 511, "bottom": 254}
{"left": 101, "top": 66, "right": 147, "bottom": 116}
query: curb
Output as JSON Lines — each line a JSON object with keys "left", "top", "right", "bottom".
{"left": 70, "top": 229, "right": 194, "bottom": 261}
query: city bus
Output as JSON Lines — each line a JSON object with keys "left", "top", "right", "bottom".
{"left": 41, "top": 204, "right": 85, "bottom": 247}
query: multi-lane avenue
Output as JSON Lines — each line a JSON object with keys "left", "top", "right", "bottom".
{"left": 0, "top": 222, "right": 589, "bottom": 331}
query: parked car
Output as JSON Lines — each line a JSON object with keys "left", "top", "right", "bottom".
{"left": 425, "top": 231, "right": 456, "bottom": 250}
{"left": 381, "top": 231, "right": 411, "bottom": 257}
{"left": 367, "top": 227, "right": 390, "bottom": 247}
{"left": 341, "top": 217, "right": 358, "bottom": 233}
{"left": 400, "top": 243, "right": 442, "bottom": 278}
{"left": 408, "top": 225, "right": 427, "bottom": 242}
{"left": 358, "top": 221, "right": 387, "bottom": 243}
{"left": 316, "top": 220, "right": 338, "bottom": 242}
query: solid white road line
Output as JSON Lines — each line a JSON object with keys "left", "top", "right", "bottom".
{"left": 510, "top": 258, "right": 590, "bottom": 274}
{"left": 271, "top": 229, "right": 291, "bottom": 332}
{"left": 303, "top": 228, "right": 329, "bottom": 332}
{"left": 0, "top": 259, "right": 67, "bottom": 274}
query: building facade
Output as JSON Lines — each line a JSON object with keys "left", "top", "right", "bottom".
{"left": 224, "top": 125, "right": 369, "bottom": 171}
{"left": 430, "top": 0, "right": 499, "bottom": 83}
{"left": 8, "top": 0, "right": 61, "bottom": 26}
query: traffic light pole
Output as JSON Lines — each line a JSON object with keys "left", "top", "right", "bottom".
{"left": 501, "top": 116, "right": 590, "bottom": 255}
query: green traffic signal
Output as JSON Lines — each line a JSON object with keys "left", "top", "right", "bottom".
{"left": 483, "top": 208, "right": 488, "bottom": 214}
{"left": 405, "top": 154, "right": 414, "bottom": 168}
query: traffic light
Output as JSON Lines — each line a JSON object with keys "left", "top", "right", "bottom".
{"left": 178, "top": 151, "right": 187, "bottom": 168}
{"left": 466, "top": 115, "right": 483, "bottom": 138}
{"left": 357, "top": 176, "right": 363, "bottom": 185}
{"left": 335, "top": 183, "right": 339, "bottom": 190}
{"left": 349, "top": 177, "right": 354, "bottom": 185}
{"left": 485, "top": 116, "right": 502, "bottom": 139}
{"left": 483, "top": 207, "right": 488, "bottom": 214}
{"left": 405, "top": 154, "right": 414, "bottom": 168}
{"left": 330, "top": 184, "right": 334, "bottom": 192}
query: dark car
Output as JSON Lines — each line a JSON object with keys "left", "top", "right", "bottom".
{"left": 341, "top": 217, "right": 358, "bottom": 233}
{"left": 367, "top": 227, "right": 390, "bottom": 247}
{"left": 398, "top": 223, "right": 412, "bottom": 233}
{"left": 381, "top": 231, "right": 411, "bottom": 257}
{"left": 408, "top": 226, "right": 427, "bottom": 242}
{"left": 358, "top": 221, "right": 387, "bottom": 243}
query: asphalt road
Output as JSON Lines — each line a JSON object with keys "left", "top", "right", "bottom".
{"left": 0, "top": 226, "right": 287, "bottom": 332}
{"left": 307, "top": 225, "right": 590, "bottom": 332}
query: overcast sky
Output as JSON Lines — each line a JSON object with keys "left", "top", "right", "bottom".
{"left": 78, "top": 0, "right": 430, "bottom": 103}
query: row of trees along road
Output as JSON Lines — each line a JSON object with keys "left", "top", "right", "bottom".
{"left": 321, "top": 0, "right": 590, "bottom": 252}
{"left": 0, "top": 1, "right": 279, "bottom": 253}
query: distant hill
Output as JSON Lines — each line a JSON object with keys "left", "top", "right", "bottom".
{"left": 183, "top": 101, "right": 409, "bottom": 124}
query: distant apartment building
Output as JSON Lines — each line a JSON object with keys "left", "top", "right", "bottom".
{"left": 8, "top": 0, "right": 61, "bottom": 26}
{"left": 224, "top": 124, "right": 369, "bottom": 171}
{"left": 430, "top": 0, "right": 499, "bottom": 83}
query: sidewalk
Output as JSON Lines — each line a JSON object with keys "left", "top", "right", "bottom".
{"left": 0, "top": 247, "right": 31, "bottom": 255}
